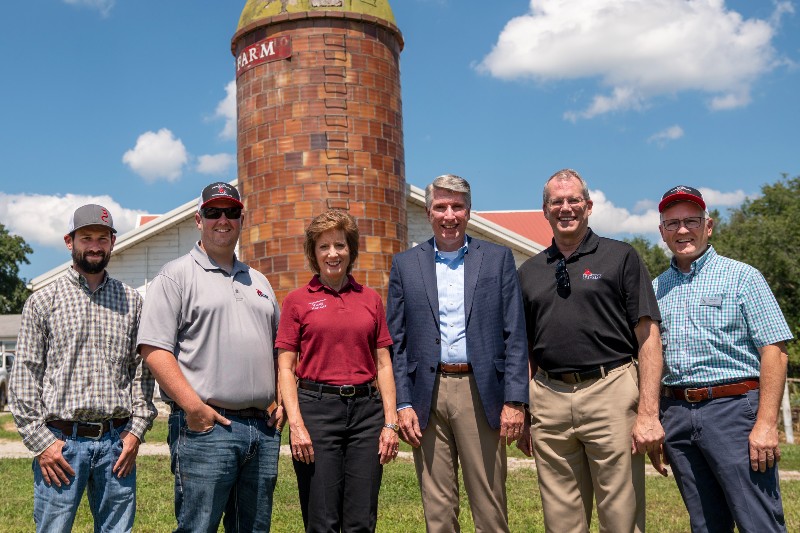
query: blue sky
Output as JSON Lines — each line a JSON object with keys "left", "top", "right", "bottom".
{"left": 1, "top": 0, "right": 798, "bottom": 280}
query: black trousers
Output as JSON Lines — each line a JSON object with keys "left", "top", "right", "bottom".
{"left": 293, "top": 387, "right": 384, "bottom": 533}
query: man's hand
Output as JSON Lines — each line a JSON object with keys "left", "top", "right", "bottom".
{"left": 268, "top": 404, "right": 285, "bottom": 432}
{"left": 500, "top": 403, "right": 525, "bottom": 445}
{"left": 112, "top": 431, "right": 140, "bottom": 478}
{"left": 631, "top": 414, "right": 667, "bottom": 476}
{"left": 37, "top": 439, "right": 75, "bottom": 487}
{"left": 516, "top": 415, "right": 533, "bottom": 457}
{"left": 398, "top": 408, "right": 422, "bottom": 448}
{"left": 185, "top": 403, "right": 230, "bottom": 433}
{"left": 749, "top": 419, "right": 780, "bottom": 472}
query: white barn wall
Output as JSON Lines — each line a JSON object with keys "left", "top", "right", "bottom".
{"left": 106, "top": 218, "right": 199, "bottom": 295}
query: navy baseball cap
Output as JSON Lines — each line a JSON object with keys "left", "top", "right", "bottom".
{"left": 198, "top": 182, "right": 243, "bottom": 210}
{"left": 658, "top": 185, "right": 706, "bottom": 212}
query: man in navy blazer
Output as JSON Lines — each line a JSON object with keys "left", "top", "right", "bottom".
{"left": 387, "top": 174, "right": 528, "bottom": 533}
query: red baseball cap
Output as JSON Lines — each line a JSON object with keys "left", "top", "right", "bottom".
{"left": 658, "top": 185, "right": 706, "bottom": 212}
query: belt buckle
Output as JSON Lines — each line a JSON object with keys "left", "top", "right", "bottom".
{"left": 683, "top": 388, "right": 702, "bottom": 403}
{"left": 83, "top": 422, "right": 105, "bottom": 439}
{"left": 339, "top": 385, "right": 356, "bottom": 397}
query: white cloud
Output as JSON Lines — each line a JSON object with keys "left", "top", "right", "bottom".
{"left": 215, "top": 81, "right": 237, "bottom": 140}
{"left": 63, "top": 0, "right": 115, "bottom": 17}
{"left": 647, "top": 125, "right": 684, "bottom": 147}
{"left": 633, "top": 199, "right": 657, "bottom": 213}
{"left": 478, "top": 0, "right": 792, "bottom": 119}
{"left": 589, "top": 189, "right": 661, "bottom": 236}
{"left": 196, "top": 153, "right": 236, "bottom": 175}
{"left": 698, "top": 187, "right": 750, "bottom": 207}
{"left": 122, "top": 129, "right": 188, "bottom": 182}
{"left": 588, "top": 187, "right": 753, "bottom": 238}
{"left": 0, "top": 193, "right": 143, "bottom": 248}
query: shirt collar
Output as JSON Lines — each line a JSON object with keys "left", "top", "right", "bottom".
{"left": 190, "top": 241, "right": 247, "bottom": 275}
{"left": 670, "top": 244, "right": 716, "bottom": 276}
{"left": 308, "top": 274, "right": 363, "bottom": 294}
{"left": 545, "top": 228, "right": 598, "bottom": 263}
{"left": 66, "top": 265, "right": 109, "bottom": 293}
{"left": 433, "top": 235, "right": 470, "bottom": 260}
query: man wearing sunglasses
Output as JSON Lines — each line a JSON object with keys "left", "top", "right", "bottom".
{"left": 517, "top": 169, "right": 664, "bottom": 532}
{"left": 653, "top": 185, "right": 791, "bottom": 532}
{"left": 137, "top": 182, "right": 283, "bottom": 532}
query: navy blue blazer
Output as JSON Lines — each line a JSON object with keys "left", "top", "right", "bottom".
{"left": 386, "top": 236, "right": 529, "bottom": 431}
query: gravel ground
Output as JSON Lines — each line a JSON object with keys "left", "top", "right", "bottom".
{"left": 1, "top": 441, "right": 797, "bottom": 480}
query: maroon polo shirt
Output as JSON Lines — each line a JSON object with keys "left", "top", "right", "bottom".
{"left": 276, "top": 275, "right": 392, "bottom": 385}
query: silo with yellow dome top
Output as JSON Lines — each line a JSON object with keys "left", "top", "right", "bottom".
{"left": 231, "top": 0, "right": 406, "bottom": 303}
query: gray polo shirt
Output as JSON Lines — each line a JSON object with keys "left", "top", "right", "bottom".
{"left": 137, "top": 243, "right": 279, "bottom": 410}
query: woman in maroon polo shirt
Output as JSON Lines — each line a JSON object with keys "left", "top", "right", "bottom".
{"left": 276, "top": 210, "right": 399, "bottom": 532}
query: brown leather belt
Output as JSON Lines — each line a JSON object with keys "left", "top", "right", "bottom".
{"left": 438, "top": 362, "right": 472, "bottom": 374}
{"left": 47, "top": 418, "right": 129, "bottom": 439}
{"left": 662, "top": 379, "right": 759, "bottom": 403}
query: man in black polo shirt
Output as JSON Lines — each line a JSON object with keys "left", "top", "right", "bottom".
{"left": 517, "top": 169, "right": 665, "bottom": 532}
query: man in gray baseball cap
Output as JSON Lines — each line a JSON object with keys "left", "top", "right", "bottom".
{"left": 10, "top": 204, "right": 156, "bottom": 532}
{"left": 67, "top": 203, "right": 118, "bottom": 234}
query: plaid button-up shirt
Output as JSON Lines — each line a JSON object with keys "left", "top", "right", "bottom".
{"left": 652, "top": 246, "right": 793, "bottom": 387}
{"left": 9, "top": 267, "right": 156, "bottom": 455}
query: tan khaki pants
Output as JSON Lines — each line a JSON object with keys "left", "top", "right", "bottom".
{"left": 413, "top": 373, "right": 509, "bottom": 533}
{"left": 530, "top": 362, "right": 645, "bottom": 533}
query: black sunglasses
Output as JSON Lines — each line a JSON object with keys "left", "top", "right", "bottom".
{"left": 555, "top": 258, "right": 570, "bottom": 291}
{"left": 200, "top": 207, "right": 242, "bottom": 220}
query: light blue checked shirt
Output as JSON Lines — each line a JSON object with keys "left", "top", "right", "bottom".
{"left": 434, "top": 237, "right": 469, "bottom": 364}
{"left": 652, "top": 246, "right": 793, "bottom": 386}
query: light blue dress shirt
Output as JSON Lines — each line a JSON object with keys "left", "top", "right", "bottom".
{"left": 434, "top": 238, "right": 469, "bottom": 364}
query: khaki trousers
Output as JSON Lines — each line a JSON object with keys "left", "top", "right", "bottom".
{"left": 413, "top": 373, "right": 509, "bottom": 533}
{"left": 530, "top": 362, "right": 645, "bottom": 533}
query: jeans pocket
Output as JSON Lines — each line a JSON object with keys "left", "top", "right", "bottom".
{"left": 743, "top": 389, "right": 759, "bottom": 421}
{"left": 184, "top": 423, "right": 216, "bottom": 437}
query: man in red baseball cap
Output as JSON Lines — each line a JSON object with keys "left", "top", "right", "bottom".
{"left": 654, "top": 184, "right": 792, "bottom": 532}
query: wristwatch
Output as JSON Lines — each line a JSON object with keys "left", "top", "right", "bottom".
{"left": 506, "top": 401, "right": 527, "bottom": 407}
{"left": 383, "top": 423, "right": 399, "bottom": 432}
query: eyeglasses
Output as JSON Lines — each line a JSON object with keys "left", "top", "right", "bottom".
{"left": 200, "top": 207, "right": 242, "bottom": 220}
{"left": 661, "top": 217, "right": 703, "bottom": 232}
{"left": 548, "top": 197, "right": 585, "bottom": 209}
{"left": 555, "top": 258, "right": 570, "bottom": 291}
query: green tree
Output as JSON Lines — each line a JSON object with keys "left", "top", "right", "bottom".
{"left": 711, "top": 175, "right": 800, "bottom": 373}
{"left": 625, "top": 235, "right": 671, "bottom": 279}
{"left": 0, "top": 223, "right": 32, "bottom": 314}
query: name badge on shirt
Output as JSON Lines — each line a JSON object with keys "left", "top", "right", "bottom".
{"left": 700, "top": 295, "right": 722, "bottom": 307}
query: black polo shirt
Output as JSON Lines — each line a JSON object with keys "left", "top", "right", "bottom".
{"left": 518, "top": 228, "right": 660, "bottom": 372}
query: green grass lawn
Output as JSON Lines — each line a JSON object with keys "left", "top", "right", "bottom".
{"left": 1, "top": 414, "right": 799, "bottom": 531}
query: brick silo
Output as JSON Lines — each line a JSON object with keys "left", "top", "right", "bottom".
{"left": 231, "top": 0, "right": 405, "bottom": 302}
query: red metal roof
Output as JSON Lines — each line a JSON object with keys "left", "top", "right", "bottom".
{"left": 136, "top": 214, "right": 161, "bottom": 227}
{"left": 475, "top": 210, "right": 553, "bottom": 248}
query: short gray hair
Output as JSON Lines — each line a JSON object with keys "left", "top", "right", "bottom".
{"left": 425, "top": 174, "right": 472, "bottom": 210}
{"left": 543, "top": 168, "right": 591, "bottom": 206}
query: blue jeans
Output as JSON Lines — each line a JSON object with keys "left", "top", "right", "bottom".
{"left": 168, "top": 410, "right": 281, "bottom": 533}
{"left": 33, "top": 424, "right": 135, "bottom": 533}
{"left": 661, "top": 389, "right": 786, "bottom": 533}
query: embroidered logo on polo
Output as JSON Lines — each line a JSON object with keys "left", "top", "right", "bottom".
{"left": 256, "top": 289, "right": 270, "bottom": 299}
{"left": 583, "top": 269, "right": 602, "bottom": 280}
{"left": 309, "top": 299, "right": 327, "bottom": 310}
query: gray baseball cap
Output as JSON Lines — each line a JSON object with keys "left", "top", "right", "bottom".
{"left": 68, "top": 204, "right": 117, "bottom": 234}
